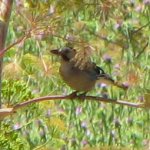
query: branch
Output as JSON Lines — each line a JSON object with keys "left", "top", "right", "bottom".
{"left": 0, "top": 32, "right": 30, "bottom": 58}
{"left": 85, "top": 28, "right": 125, "bottom": 48}
{"left": 135, "top": 42, "right": 149, "bottom": 59}
{"left": 0, "top": 94, "right": 146, "bottom": 120}
{"left": 0, "top": 27, "right": 88, "bottom": 59}
{"left": 132, "top": 21, "right": 150, "bottom": 34}
{"left": 13, "top": 95, "right": 144, "bottom": 111}
{"left": 0, "top": 0, "right": 13, "bottom": 108}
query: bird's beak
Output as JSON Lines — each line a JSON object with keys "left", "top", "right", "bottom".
{"left": 50, "top": 49, "right": 61, "bottom": 56}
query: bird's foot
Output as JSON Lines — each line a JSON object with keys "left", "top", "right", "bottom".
{"left": 78, "top": 92, "right": 87, "bottom": 101}
{"left": 68, "top": 91, "right": 78, "bottom": 99}
{"left": 68, "top": 91, "right": 87, "bottom": 101}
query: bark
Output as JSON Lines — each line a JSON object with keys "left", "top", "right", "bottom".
{"left": 0, "top": 0, "right": 13, "bottom": 108}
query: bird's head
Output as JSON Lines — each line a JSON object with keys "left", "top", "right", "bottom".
{"left": 51, "top": 47, "right": 76, "bottom": 61}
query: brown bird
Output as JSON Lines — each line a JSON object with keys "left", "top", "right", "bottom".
{"left": 51, "top": 47, "right": 127, "bottom": 94}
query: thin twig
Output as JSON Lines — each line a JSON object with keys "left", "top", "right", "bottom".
{"left": 135, "top": 42, "right": 149, "bottom": 59}
{"left": 52, "top": 34, "right": 88, "bottom": 44}
{"left": 132, "top": 21, "right": 150, "bottom": 34}
{"left": 0, "top": 32, "right": 30, "bottom": 58}
{"left": 86, "top": 28, "right": 124, "bottom": 48}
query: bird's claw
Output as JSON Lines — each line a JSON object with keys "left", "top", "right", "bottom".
{"left": 68, "top": 91, "right": 87, "bottom": 101}
{"left": 78, "top": 92, "right": 87, "bottom": 101}
{"left": 68, "top": 91, "right": 78, "bottom": 99}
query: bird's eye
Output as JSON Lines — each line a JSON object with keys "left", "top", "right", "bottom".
{"left": 66, "top": 50, "right": 69, "bottom": 53}
{"left": 63, "top": 48, "right": 70, "bottom": 53}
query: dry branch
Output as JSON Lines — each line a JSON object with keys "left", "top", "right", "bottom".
{"left": 0, "top": 32, "right": 31, "bottom": 58}
{"left": 0, "top": 94, "right": 146, "bottom": 120}
{"left": 13, "top": 94, "right": 144, "bottom": 111}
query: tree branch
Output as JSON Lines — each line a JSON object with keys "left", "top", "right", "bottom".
{"left": 132, "top": 21, "right": 150, "bottom": 34}
{"left": 0, "top": 33, "right": 30, "bottom": 58}
{"left": 0, "top": 94, "right": 146, "bottom": 120}
{"left": 13, "top": 94, "right": 144, "bottom": 111}
{"left": 0, "top": 0, "right": 13, "bottom": 108}
{"left": 135, "top": 42, "right": 149, "bottom": 59}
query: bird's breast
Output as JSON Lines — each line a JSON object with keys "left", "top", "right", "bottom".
{"left": 59, "top": 61, "right": 96, "bottom": 92}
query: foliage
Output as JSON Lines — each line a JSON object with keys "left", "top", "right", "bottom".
{"left": 0, "top": 0, "right": 150, "bottom": 149}
{"left": 0, "top": 122, "right": 29, "bottom": 150}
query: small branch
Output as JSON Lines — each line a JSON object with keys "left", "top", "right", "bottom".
{"left": 0, "top": 32, "right": 30, "bottom": 58}
{"left": 0, "top": 94, "right": 146, "bottom": 120}
{"left": 135, "top": 42, "right": 149, "bottom": 59}
{"left": 86, "top": 28, "right": 125, "bottom": 48}
{"left": 0, "top": 27, "right": 89, "bottom": 59}
{"left": 52, "top": 33, "right": 88, "bottom": 44}
{"left": 13, "top": 94, "right": 144, "bottom": 111}
{"left": 132, "top": 21, "right": 150, "bottom": 34}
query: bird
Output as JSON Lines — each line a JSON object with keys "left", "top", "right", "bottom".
{"left": 51, "top": 47, "right": 127, "bottom": 94}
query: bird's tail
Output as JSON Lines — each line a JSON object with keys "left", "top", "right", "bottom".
{"left": 112, "top": 81, "right": 128, "bottom": 90}
{"left": 97, "top": 74, "right": 128, "bottom": 90}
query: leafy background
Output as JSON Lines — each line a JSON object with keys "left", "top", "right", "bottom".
{"left": 0, "top": 0, "right": 150, "bottom": 149}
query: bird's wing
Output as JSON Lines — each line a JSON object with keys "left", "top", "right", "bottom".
{"left": 96, "top": 68, "right": 115, "bottom": 87}
{"left": 93, "top": 64, "right": 114, "bottom": 82}
{"left": 95, "top": 64, "right": 128, "bottom": 90}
